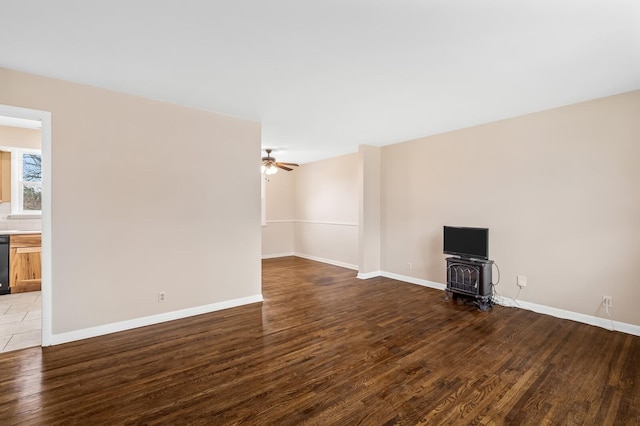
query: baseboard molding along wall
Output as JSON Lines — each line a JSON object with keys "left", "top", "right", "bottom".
{"left": 292, "top": 252, "right": 358, "bottom": 270}
{"left": 264, "top": 254, "right": 640, "bottom": 337}
{"left": 262, "top": 253, "right": 358, "bottom": 273}
{"left": 50, "top": 294, "right": 264, "bottom": 346}
{"left": 356, "top": 271, "right": 382, "bottom": 279}
{"left": 262, "top": 252, "right": 295, "bottom": 259}
{"left": 492, "top": 295, "right": 640, "bottom": 337}
{"left": 377, "top": 271, "right": 447, "bottom": 291}
{"left": 262, "top": 252, "right": 357, "bottom": 270}
{"left": 50, "top": 249, "right": 639, "bottom": 346}
{"left": 361, "top": 270, "right": 640, "bottom": 337}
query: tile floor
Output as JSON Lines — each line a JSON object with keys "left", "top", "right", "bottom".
{"left": 0, "top": 291, "right": 41, "bottom": 352}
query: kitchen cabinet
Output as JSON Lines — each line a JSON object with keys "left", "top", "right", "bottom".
{"left": 10, "top": 233, "right": 41, "bottom": 293}
{"left": 0, "top": 151, "right": 11, "bottom": 202}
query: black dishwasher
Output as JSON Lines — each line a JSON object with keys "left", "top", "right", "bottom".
{"left": 0, "top": 235, "right": 9, "bottom": 295}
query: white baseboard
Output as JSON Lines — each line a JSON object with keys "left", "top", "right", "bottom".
{"left": 358, "top": 268, "right": 640, "bottom": 336}
{"left": 293, "top": 252, "right": 358, "bottom": 271}
{"left": 262, "top": 252, "right": 295, "bottom": 259}
{"left": 268, "top": 254, "right": 640, "bottom": 336}
{"left": 280, "top": 256, "right": 640, "bottom": 336}
{"left": 380, "top": 271, "right": 447, "bottom": 291}
{"left": 263, "top": 252, "right": 358, "bottom": 271}
{"left": 50, "top": 294, "right": 264, "bottom": 346}
{"left": 384, "top": 273, "right": 640, "bottom": 337}
{"left": 357, "top": 271, "right": 382, "bottom": 279}
{"left": 493, "top": 295, "right": 640, "bottom": 337}
{"left": 356, "top": 270, "right": 446, "bottom": 291}
{"left": 365, "top": 269, "right": 640, "bottom": 336}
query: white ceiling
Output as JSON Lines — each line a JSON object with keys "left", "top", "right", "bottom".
{"left": 1, "top": 1, "right": 639, "bottom": 164}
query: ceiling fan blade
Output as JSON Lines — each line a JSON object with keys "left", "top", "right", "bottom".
{"left": 277, "top": 162, "right": 299, "bottom": 167}
{"left": 275, "top": 164, "right": 293, "bottom": 171}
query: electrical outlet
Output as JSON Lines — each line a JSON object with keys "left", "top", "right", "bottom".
{"left": 159, "top": 292, "right": 166, "bottom": 303}
{"left": 602, "top": 296, "right": 612, "bottom": 308}
{"left": 517, "top": 275, "right": 527, "bottom": 287}
{"left": 407, "top": 262, "right": 412, "bottom": 270}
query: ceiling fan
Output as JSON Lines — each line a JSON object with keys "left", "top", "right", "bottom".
{"left": 261, "top": 149, "right": 299, "bottom": 175}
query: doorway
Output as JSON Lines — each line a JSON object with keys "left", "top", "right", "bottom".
{"left": 0, "top": 105, "right": 52, "bottom": 350}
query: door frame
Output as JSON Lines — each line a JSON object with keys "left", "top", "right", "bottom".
{"left": 0, "top": 104, "right": 52, "bottom": 346}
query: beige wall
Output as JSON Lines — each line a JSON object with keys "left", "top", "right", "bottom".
{"left": 381, "top": 90, "right": 640, "bottom": 326}
{"left": 262, "top": 170, "right": 295, "bottom": 257}
{"left": 262, "top": 153, "right": 359, "bottom": 267}
{"left": 295, "top": 153, "right": 359, "bottom": 223}
{"left": 0, "top": 68, "right": 262, "bottom": 335}
{"left": 358, "top": 145, "right": 381, "bottom": 275}
{"left": 0, "top": 125, "right": 42, "bottom": 149}
{"left": 294, "top": 153, "right": 359, "bottom": 267}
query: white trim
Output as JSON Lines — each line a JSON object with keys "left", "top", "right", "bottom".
{"left": 262, "top": 252, "right": 295, "bottom": 259}
{"left": 383, "top": 272, "right": 640, "bottom": 337}
{"left": 0, "top": 116, "right": 41, "bottom": 129}
{"left": 295, "top": 220, "right": 358, "bottom": 227}
{"left": 265, "top": 219, "right": 358, "bottom": 227}
{"left": 492, "top": 296, "right": 640, "bottom": 337}
{"left": 293, "top": 252, "right": 358, "bottom": 270}
{"left": 11, "top": 148, "right": 43, "bottom": 215}
{"left": 609, "top": 320, "right": 640, "bottom": 336}
{"left": 381, "top": 271, "right": 447, "bottom": 291}
{"left": 357, "top": 271, "right": 382, "bottom": 279}
{"left": 6, "top": 213, "right": 42, "bottom": 219}
{"left": 0, "top": 104, "right": 52, "bottom": 347}
{"left": 50, "top": 294, "right": 264, "bottom": 345}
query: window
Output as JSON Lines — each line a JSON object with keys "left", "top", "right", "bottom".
{"left": 11, "top": 149, "right": 42, "bottom": 214}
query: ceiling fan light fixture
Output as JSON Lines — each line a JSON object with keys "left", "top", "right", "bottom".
{"left": 261, "top": 149, "right": 297, "bottom": 176}
{"left": 265, "top": 164, "right": 278, "bottom": 175}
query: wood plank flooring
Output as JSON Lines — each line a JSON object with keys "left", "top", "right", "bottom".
{"left": 0, "top": 256, "right": 638, "bottom": 424}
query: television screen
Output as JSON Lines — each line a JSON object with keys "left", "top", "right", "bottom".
{"left": 443, "top": 226, "right": 489, "bottom": 260}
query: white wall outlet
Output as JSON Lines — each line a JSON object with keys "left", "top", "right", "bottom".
{"left": 159, "top": 291, "right": 166, "bottom": 303}
{"left": 602, "top": 296, "right": 612, "bottom": 308}
{"left": 517, "top": 275, "right": 527, "bottom": 287}
{"left": 407, "top": 262, "right": 412, "bottom": 270}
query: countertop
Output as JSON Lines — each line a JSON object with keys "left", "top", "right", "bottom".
{"left": 0, "top": 230, "right": 42, "bottom": 235}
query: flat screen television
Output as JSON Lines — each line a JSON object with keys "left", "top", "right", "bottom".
{"left": 443, "top": 226, "right": 489, "bottom": 260}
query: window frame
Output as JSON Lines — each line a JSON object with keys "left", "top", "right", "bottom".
{"left": 11, "top": 148, "right": 42, "bottom": 216}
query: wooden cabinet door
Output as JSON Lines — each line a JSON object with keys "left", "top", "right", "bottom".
{"left": 0, "top": 151, "right": 11, "bottom": 202}
{"left": 9, "top": 234, "right": 42, "bottom": 293}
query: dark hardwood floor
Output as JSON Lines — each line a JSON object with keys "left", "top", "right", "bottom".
{"left": 1, "top": 256, "right": 638, "bottom": 424}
